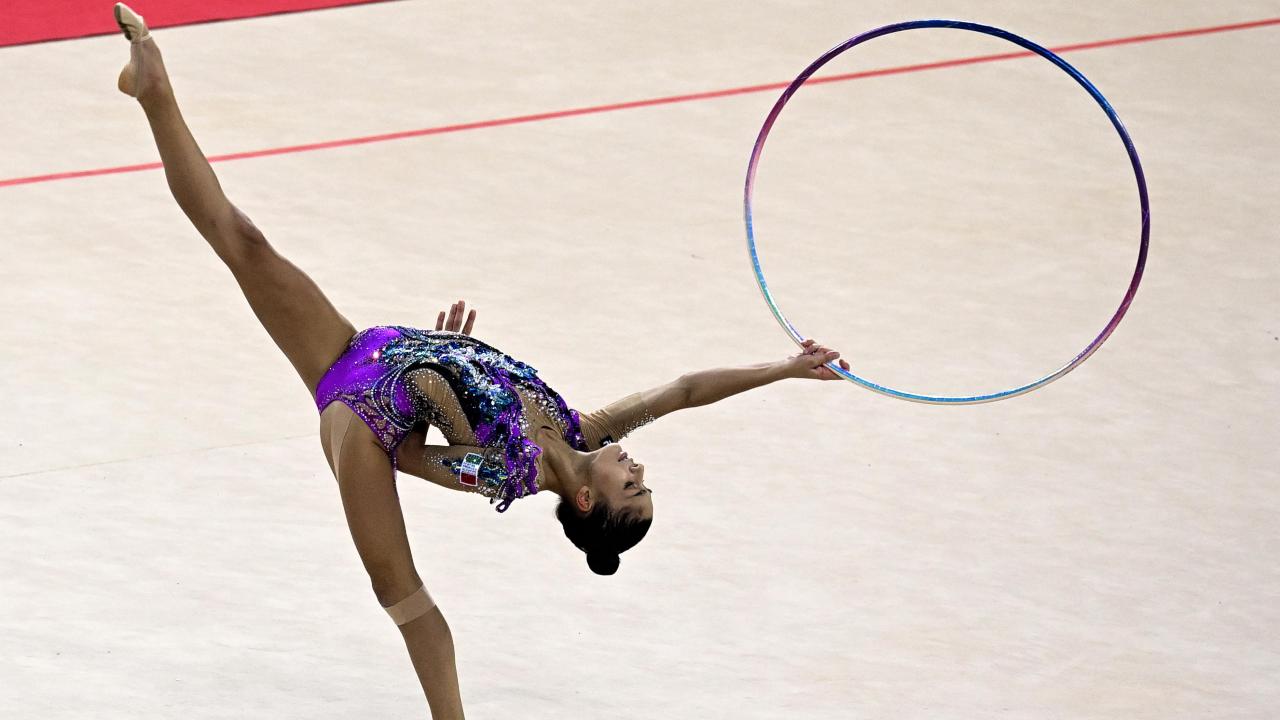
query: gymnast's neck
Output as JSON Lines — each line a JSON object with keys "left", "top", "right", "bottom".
{"left": 534, "top": 425, "right": 590, "bottom": 500}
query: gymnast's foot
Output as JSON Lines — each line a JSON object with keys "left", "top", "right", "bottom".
{"left": 114, "top": 3, "right": 170, "bottom": 102}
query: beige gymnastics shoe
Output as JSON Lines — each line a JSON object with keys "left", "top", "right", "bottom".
{"left": 114, "top": 2, "right": 166, "bottom": 99}
{"left": 113, "top": 3, "right": 151, "bottom": 43}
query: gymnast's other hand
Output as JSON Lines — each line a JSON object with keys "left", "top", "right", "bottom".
{"left": 435, "top": 299, "right": 476, "bottom": 335}
{"left": 783, "top": 339, "right": 850, "bottom": 381}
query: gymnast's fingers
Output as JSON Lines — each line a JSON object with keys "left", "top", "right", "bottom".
{"left": 436, "top": 311, "right": 446, "bottom": 331}
{"left": 806, "top": 351, "right": 836, "bottom": 369}
{"left": 811, "top": 351, "right": 840, "bottom": 375}
{"left": 462, "top": 308, "right": 476, "bottom": 335}
{"left": 452, "top": 301, "right": 469, "bottom": 332}
{"left": 447, "top": 301, "right": 461, "bottom": 330}
{"left": 822, "top": 357, "right": 850, "bottom": 380}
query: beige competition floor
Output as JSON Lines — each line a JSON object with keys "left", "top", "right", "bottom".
{"left": 2, "top": 1, "right": 1278, "bottom": 718}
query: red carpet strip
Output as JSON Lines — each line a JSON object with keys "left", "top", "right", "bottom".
{"left": 2, "top": 0, "right": 401, "bottom": 47}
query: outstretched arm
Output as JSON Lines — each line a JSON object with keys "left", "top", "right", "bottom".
{"left": 647, "top": 339, "right": 851, "bottom": 414}
{"left": 577, "top": 340, "right": 850, "bottom": 447}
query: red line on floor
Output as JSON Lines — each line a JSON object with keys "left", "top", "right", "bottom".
{"left": 2, "top": 16, "right": 1277, "bottom": 189}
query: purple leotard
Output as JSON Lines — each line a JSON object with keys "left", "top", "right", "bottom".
{"left": 315, "top": 326, "right": 585, "bottom": 512}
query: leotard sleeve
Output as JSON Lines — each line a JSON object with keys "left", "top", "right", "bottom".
{"left": 396, "top": 442, "right": 514, "bottom": 498}
{"left": 579, "top": 392, "right": 657, "bottom": 449}
{"left": 405, "top": 367, "right": 481, "bottom": 445}
{"left": 399, "top": 368, "right": 522, "bottom": 499}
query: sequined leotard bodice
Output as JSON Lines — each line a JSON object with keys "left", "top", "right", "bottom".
{"left": 315, "top": 326, "right": 653, "bottom": 512}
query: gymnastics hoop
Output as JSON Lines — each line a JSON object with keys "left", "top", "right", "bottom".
{"left": 744, "top": 20, "right": 1150, "bottom": 404}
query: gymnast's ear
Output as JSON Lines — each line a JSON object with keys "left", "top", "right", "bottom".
{"left": 574, "top": 486, "right": 594, "bottom": 514}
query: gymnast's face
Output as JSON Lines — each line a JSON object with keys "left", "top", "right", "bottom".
{"left": 586, "top": 443, "right": 653, "bottom": 520}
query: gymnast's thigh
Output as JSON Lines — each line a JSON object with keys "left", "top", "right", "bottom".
{"left": 319, "top": 401, "right": 355, "bottom": 476}
{"left": 322, "top": 402, "right": 422, "bottom": 603}
{"left": 229, "top": 229, "right": 358, "bottom": 397}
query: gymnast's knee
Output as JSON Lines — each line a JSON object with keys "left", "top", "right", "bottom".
{"left": 229, "top": 205, "right": 264, "bottom": 241}
{"left": 377, "top": 580, "right": 437, "bottom": 627}
{"left": 220, "top": 206, "right": 271, "bottom": 266}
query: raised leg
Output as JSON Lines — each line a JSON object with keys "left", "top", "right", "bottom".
{"left": 322, "top": 403, "right": 466, "bottom": 718}
{"left": 118, "top": 17, "right": 355, "bottom": 394}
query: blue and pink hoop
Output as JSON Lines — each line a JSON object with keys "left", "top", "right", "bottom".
{"left": 744, "top": 20, "right": 1149, "bottom": 404}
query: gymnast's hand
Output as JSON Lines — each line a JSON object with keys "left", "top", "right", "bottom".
{"left": 784, "top": 339, "right": 850, "bottom": 381}
{"left": 403, "top": 300, "right": 474, "bottom": 452}
{"left": 435, "top": 299, "right": 477, "bottom": 335}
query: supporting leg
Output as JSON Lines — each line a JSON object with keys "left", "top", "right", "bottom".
{"left": 324, "top": 404, "right": 465, "bottom": 718}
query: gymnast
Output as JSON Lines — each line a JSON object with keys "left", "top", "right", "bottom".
{"left": 111, "top": 4, "right": 850, "bottom": 716}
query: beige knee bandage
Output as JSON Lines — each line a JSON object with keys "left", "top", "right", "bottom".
{"left": 385, "top": 584, "right": 436, "bottom": 626}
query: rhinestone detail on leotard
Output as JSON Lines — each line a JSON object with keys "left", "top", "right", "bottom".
{"left": 317, "top": 326, "right": 586, "bottom": 512}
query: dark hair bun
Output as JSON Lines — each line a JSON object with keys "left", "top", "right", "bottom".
{"left": 587, "top": 552, "right": 620, "bottom": 576}
{"left": 556, "top": 498, "right": 649, "bottom": 577}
